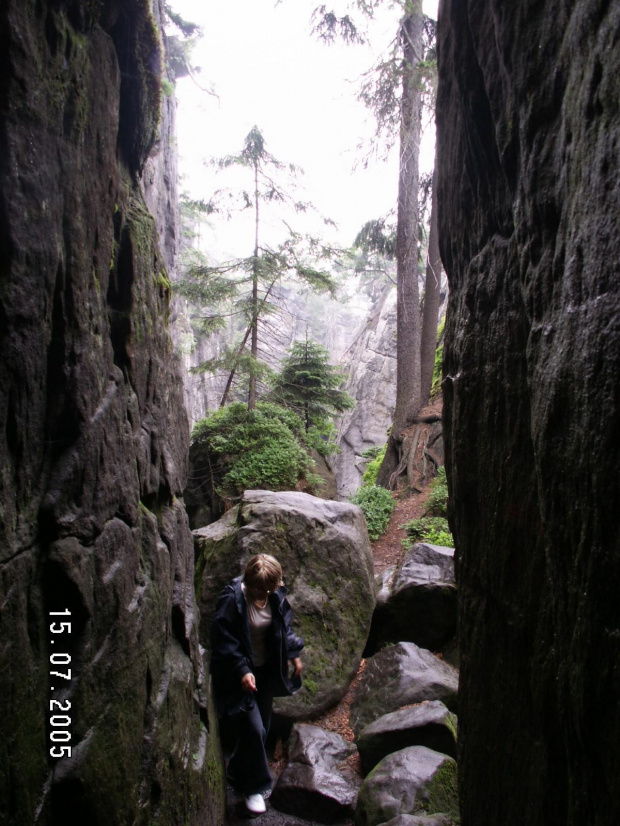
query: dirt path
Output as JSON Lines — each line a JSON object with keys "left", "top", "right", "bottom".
{"left": 309, "top": 481, "right": 435, "bottom": 743}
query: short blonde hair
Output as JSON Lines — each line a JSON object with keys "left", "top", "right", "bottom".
{"left": 243, "top": 554, "right": 283, "bottom": 593}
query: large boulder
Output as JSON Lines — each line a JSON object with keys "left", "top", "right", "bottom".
{"left": 350, "top": 643, "right": 458, "bottom": 737}
{"left": 357, "top": 701, "right": 457, "bottom": 775}
{"left": 271, "top": 724, "right": 360, "bottom": 823}
{"left": 437, "top": 1, "right": 620, "bottom": 823}
{"left": 355, "top": 746, "right": 459, "bottom": 826}
{"left": 365, "top": 544, "right": 457, "bottom": 656}
{"left": 195, "top": 490, "right": 375, "bottom": 718}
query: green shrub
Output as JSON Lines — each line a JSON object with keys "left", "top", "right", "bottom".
{"left": 350, "top": 485, "right": 395, "bottom": 541}
{"left": 430, "top": 318, "right": 445, "bottom": 399}
{"left": 400, "top": 465, "right": 452, "bottom": 545}
{"left": 426, "top": 466, "right": 448, "bottom": 516}
{"left": 401, "top": 516, "right": 453, "bottom": 547}
{"left": 191, "top": 402, "right": 316, "bottom": 498}
{"left": 361, "top": 445, "right": 384, "bottom": 460}
{"left": 362, "top": 444, "right": 387, "bottom": 486}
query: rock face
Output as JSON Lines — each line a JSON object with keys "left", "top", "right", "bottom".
{"left": 380, "top": 817, "right": 455, "bottom": 826}
{"left": 357, "top": 701, "right": 457, "bottom": 775}
{"left": 365, "top": 543, "right": 457, "bottom": 656}
{"left": 333, "top": 286, "right": 397, "bottom": 499}
{"left": 436, "top": 2, "right": 620, "bottom": 824}
{"left": 355, "top": 746, "right": 459, "bottom": 826}
{"left": 0, "top": 2, "right": 223, "bottom": 824}
{"left": 271, "top": 724, "right": 360, "bottom": 823}
{"left": 195, "top": 490, "right": 376, "bottom": 718}
{"left": 350, "top": 643, "right": 458, "bottom": 737}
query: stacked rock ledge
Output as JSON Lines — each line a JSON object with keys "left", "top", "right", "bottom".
{"left": 354, "top": 746, "right": 458, "bottom": 826}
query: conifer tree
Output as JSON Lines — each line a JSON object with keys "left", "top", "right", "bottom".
{"left": 178, "top": 126, "right": 339, "bottom": 410}
{"left": 271, "top": 338, "right": 354, "bottom": 441}
{"left": 316, "top": 0, "right": 440, "bottom": 487}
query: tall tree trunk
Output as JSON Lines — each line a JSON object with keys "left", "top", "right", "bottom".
{"left": 248, "top": 160, "right": 260, "bottom": 410}
{"left": 219, "top": 323, "right": 253, "bottom": 408}
{"left": 377, "top": 4, "right": 424, "bottom": 488}
{"left": 220, "top": 278, "right": 278, "bottom": 409}
{"left": 420, "top": 163, "right": 442, "bottom": 407}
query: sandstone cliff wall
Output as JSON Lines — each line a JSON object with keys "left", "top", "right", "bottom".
{"left": 0, "top": 1, "right": 223, "bottom": 823}
{"left": 333, "top": 286, "right": 397, "bottom": 498}
{"left": 436, "top": 2, "right": 620, "bottom": 824}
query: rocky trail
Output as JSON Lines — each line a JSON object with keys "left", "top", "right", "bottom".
{"left": 225, "top": 483, "right": 438, "bottom": 825}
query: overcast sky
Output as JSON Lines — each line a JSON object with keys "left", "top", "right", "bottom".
{"left": 170, "top": 0, "right": 439, "bottom": 258}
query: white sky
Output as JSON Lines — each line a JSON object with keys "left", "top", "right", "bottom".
{"left": 170, "top": 0, "right": 438, "bottom": 259}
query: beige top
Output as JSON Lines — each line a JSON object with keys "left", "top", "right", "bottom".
{"left": 242, "top": 583, "right": 272, "bottom": 667}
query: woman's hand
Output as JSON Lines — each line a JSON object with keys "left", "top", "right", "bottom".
{"left": 289, "top": 657, "right": 303, "bottom": 677}
{"left": 241, "top": 672, "right": 257, "bottom": 692}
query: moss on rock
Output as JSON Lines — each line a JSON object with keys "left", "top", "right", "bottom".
{"left": 194, "top": 490, "right": 376, "bottom": 720}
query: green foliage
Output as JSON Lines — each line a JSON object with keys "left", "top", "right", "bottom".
{"left": 270, "top": 339, "right": 354, "bottom": 437}
{"left": 401, "top": 465, "right": 453, "bottom": 546}
{"left": 178, "top": 127, "right": 341, "bottom": 409}
{"left": 350, "top": 485, "right": 395, "bottom": 541}
{"left": 350, "top": 216, "right": 397, "bottom": 299}
{"left": 402, "top": 517, "right": 452, "bottom": 547}
{"left": 191, "top": 402, "right": 319, "bottom": 499}
{"left": 430, "top": 317, "right": 445, "bottom": 399}
{"left": 311, "top": 5, "right": 366, "bottom": 45}
{"left": 426, "top": 465, "right": 448, "bottom": 516}
{"left": 302, "top": 420, "right": 340, "bottom": 459}
{"left": 354, "top": 218, "right": 396, "bottom": 258}
{"left": 161, "top": 78, "right": 175, "bottom": 97}
{"left": 362, "top": 444, "right": 387, "bottom": 486}
{"left": 164, "top": 4, "right": 202, "bottom": 37}
{"left": 361, "top": 445, "right": 384, "bottom": 459}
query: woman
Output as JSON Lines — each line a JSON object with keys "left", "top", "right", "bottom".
{"left": 211, "top": 554, "right": 304, "bottom": 815}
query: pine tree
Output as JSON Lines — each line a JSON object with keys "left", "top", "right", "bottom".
{"left": 316, "top": 1, "right": 440, "bottom": 487}
{"left": 178, "top": 126, "right": 339, "bottom": 410}
{"left": 271, "top": 338, "right": 354, "bottom": 441}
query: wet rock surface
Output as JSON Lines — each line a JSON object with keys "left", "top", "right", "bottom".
{"left": 357, "top": 701, "right": 457, "bottom": 775}
{"left": 0, "top": 1, "right": 224, "bottom": 823}
{"left": 271, "top": 725, "right": 360, "bottom": 823}
{"left": 380, "top": 815, "right": 455, "bottom": 826}
{"left": 195, "top": 490, "right": 376, "bottom": 719}
{"left": 350, "top": 643, "right": 458, "bottom": 737}
{"left": 365, "top": 544, "right": 456, "bottom": 656}
{"left": 355, "top": 746, "right": 458, "bottom": 826}
{"left": 437, "top": 0, "right": 620, "bottom": 823}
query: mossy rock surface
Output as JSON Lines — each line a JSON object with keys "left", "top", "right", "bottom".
{"left": 354, "top": 746, "right": 459, "bottom": 826}
{"left": 0, "top": 2, "right": 220, "bottom": 822}
{"left": 357, "top": 700, "right": 457, "bottom": 774}
{"left": 195, "top": 490, "right": 376, "bottom": 719}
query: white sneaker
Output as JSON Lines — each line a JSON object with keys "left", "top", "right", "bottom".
{"left": 245, "top": 794, "right": 266, "bottom": 815}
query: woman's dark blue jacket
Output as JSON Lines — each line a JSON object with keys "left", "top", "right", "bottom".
{"left": 210, "top": 577, "right": 304, "bottom": 716}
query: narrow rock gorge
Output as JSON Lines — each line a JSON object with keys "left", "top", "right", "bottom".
{"left": 437, "top": 2, "right": 620, "bottom": 824}
{"left": 0, "top": 1, "right": 223, "bottom": 823}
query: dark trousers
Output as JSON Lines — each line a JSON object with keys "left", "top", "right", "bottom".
{"left": 226, "top": 666, "right": 274, "bottom": 796}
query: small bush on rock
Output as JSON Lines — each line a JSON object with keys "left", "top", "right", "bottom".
{"left": 402, "top": 516, "right": 453, "bottom": 547}
{"left": 350, "top": 485, "right": 395, "bottom": 540}
{"left": 362, "top": 444, "right": 387, "bottom": 486}
{"left": 191, "top": 402, "right": 319, "bottom": 502}
{"left": 426, "top": 466, "right": 449, "bottom": 516}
